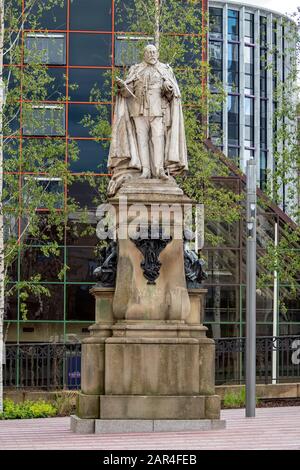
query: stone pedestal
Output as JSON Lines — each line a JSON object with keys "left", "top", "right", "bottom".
{"left": 77, "top": 287, "right": 114, "bottom": 418}
{"left": 72, "top": 180, "right": 225, "bottom": 433}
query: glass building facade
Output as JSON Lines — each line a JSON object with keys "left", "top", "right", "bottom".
{"left": 209, "top": 0, "right": 297, "bottom": 211}
{"left": 3, "top": 0, "right": 299, "bottom": 345}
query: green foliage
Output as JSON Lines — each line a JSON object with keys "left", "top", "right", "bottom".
{"left": 0, "top": 399, "right": 57, "bottom": 419}
{"left": 89, "top": 0, "right": 241, "bottom": 247}
{"left": 54, "top": 392, "right": 77, "bottom": 416}
{"left": 257, "top": 13, "right": 300, "bottom": 307}
{"left": 2, "top": 0, "right": 84, "bottom": 313}
{"left": 223, "top": 387, "right": 260, "bottom": 409}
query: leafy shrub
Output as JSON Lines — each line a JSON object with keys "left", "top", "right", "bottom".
{"left": 0, "top": 399, "right": 58, "bottom": 419}
{"left": 223, "top": 387, "right": 246, "bottom": 408}
{"left": 54, "top": 392, "right": 77, "bottom": 416}
{"left": 223, "top": 386, "right": 259, "bottom": 408}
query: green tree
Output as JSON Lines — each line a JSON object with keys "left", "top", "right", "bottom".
{"left": 90, "top": 0, "right": 242, "bottom": 248}
{"left": 0, "top": 0, "right": 81, "bottom": 412}
{"left": 257, "top": 12, "right": 300, "bottom": 314}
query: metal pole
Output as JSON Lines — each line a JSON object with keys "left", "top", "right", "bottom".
{"left": 272, "top": 222, "right": 278, "bottom": 384}
{"left": 246, "top": 159, "right": 257, "bottom": 417}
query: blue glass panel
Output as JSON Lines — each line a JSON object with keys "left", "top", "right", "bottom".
{"left": 209, "top": 7, "right": 223, "bottom": 39}
{"left": 245, "top": 13, "right": 254, "bottom": 42}
{"left": 227, "top": 95, "right": 239, "bottom": 122}
{"left": 68, "top": 104, "right": 111, "bottom": 137}
{"left": 68, "top": 178, "right": 108, "bottom": 207}
{"left": 69, "top": 34, "right": 112, "bottom": 66}
{"left": 46, "top": 68, "right": 66, "bottom": 100}
{"left": 227, "top": 146, "right": 239, "bottom": 160}
{"left": 70, "top": 0, "right": 112, "bottom": 31}
{"left": 260, "top": 16, "right": 267, "bottom": 46}
{"left": 228, "top": 10, "right": 239, "bottom": 41}
{"left": 228, "top": 43, "right": 239, "bottom": 69}
{"left": 5, "top": 292, "right": 18, "bottom": 319}
{"left": 4, "top": 33, "right": 20, "bottom": 64}
{"left": 3, "top": 139, "right": 19, "bottom": 173}
{"left": 20, "top": 247, "right": 64, "bottom": 282}
{"left": 69, "top": 140, "right": 108, "bottom": 173}
{"left": 260, "top": 151, "right": 268, "bottom": 189}
{"left": 244, "top": 96, "right": 254, "bottom": 126}
{"left": 4, "top": 0, "right": 22, "bottom": 30}
{"left": 209, "top": 42, "right": 222, "bottom": 71}
{"left": 67, "top": 247, "right": 97, "bottom": 281}
{"left": 168, "top": 36, "right": 202, "bottom": 68}
{"left": 20, "top": 284, "right": 64, "bottom": 321}
{"left": 25, "top": 0, "right": 67, "bottom": 29}
{"left": 69, "top": 68, "right": 112, "bottom": 102}
{"left": 228, "top": 94, "right": 239, "bottom": 146}
{"left": 67, "top": 285, "right": 95, "bottom": 321}
{"left": 22, "top": 138, "right": 65, "bottom": 172}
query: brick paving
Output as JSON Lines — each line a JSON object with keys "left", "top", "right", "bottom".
{"left": 0, "top": 407, "right": 299, "bottom": 450}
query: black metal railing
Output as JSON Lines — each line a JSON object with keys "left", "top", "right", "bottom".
{"left": 4, "top": 343, "right": 81, "bottom": 390}
{"left": 3, "top": 336, "right": 300, "bottom": 389}
{"left": 215, "top": 335, "right": 300, "bottom": 385}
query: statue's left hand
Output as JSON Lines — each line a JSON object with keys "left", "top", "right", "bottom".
{"left": 163, "top": 80, "right": 174, "bottom": 93}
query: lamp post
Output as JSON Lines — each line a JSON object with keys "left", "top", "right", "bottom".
{"left": 246, "top": 158, "right": 257, "bottom": 418}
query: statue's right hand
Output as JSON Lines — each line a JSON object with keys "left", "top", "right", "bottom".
{"left": 116, "top": 76, "right": 126, "bottom": 88}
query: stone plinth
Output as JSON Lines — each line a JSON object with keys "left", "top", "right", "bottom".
{"left": 187, "top": 288, "right": 207, "bottom": 325}
{"left": 109, "top": 179, "right": 193, "bottom": 322}
{"left": 72, "top": 180, "right": 223, "bottom": 432}
{"left": 79, "top": 287, "right": 114, "bottom": 409}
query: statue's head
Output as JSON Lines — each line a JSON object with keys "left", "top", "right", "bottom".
{"left": 144, "top": 44, "right": 159, "bottom": 65}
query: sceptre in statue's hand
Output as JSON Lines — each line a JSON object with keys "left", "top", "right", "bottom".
{"left": 116, "top": 76, "right": 137, "bottom": 99}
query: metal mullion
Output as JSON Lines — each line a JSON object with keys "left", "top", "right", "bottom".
{"left": 201, "top": 0, "right": 208, "bottom": 130}
{"left": 68, "top": 65, "right": 113, "bottom": 69}
{"left": 19, "top": 98, "right": 112, "bottom": 106}
{"left": 239, "top": 7, "right": 245, "bottom": 170}
{"left": 63, "top": 0, "right": 71, "bottom": 346}
{"left": 63, "top": 246, "right": 67, "bottom": 342}
{"left": 6, "top": 171, "right": 109, "bottom": 177}
{"left": 66, "top": 320, "right": 95, "bottom": 324}
{"left": 8, "top": 135, "right": 65, "bottom": 140}
{"left": 111, "top": 0, "right": 115, "bottom": 125}
{"left": 24, "top": 29, "right": 113, "bottom": 34}
{"left": 16, "top": 247, "right": 21, "bottom": 389}
{"left": 69, "top": 136, "right": 110, "bottom": 141}
{"left": 3, "top": 64, "right": 23, "bottom": 68}
{"left": 68, "top": 101, "right": 112, "bottom": 105}
{"left": 18, "top": 0, "right": 25, "bottom": 247}
{"left": 15, "top": 0, "right": 26, "bottom": 382}
{"left": 254, "top": 10, "right": 260, "bottom": 180}
{"left": 18, "top": 320, "right": 67, "bottom": 323}
{"left": 71, "top": 172, "right": 110, "bottom": 176}
{"left": 266, "top": 13, "right": 273, "bottom": 193}
{"left": 239, "top": 283, "right": 243, "bottom": 380}
{"left": 222, "top": 3, "right": 228, "bottom": 154}
{"left": 64, "top": 30, "right": 113, "bottom": 34}
{"left": 14, "top": 281, "right": 66, "bottom": 285}
{"left": 65, "top": 282, "right": 96, "bottom": 285}
{"left": 115, "top": 30, "right": 203, "bottom": 37}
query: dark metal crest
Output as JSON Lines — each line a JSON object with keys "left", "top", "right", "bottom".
{"left": 131, "top": 229, "right": 172, "bottom": 285}
{"left": 93, "top": 240, "right": 118, "bottom": 287}
{"left": 184, "top": 242, "right": 208, "bottom": 288}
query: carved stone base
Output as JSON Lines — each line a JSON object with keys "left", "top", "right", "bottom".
{"left": 99, "top": 395, "right": 221, "bottom": 420}
{"left": 105, "top": 322, "right": 215, "bottom": 398}
{"left": 71, "top": 180, "right": 223, "bottom": 432}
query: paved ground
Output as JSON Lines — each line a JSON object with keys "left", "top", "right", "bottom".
{"left": 0, "top": 407, "right": 299, "bottom": 450}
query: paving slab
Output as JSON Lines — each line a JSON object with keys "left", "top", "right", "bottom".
{"left": 0, "top": 407, "right": 300, "bottom": 450}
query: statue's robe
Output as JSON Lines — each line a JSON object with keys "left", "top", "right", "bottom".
{"left": 107, "top": 61, "right": 188, "bottom": 195}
